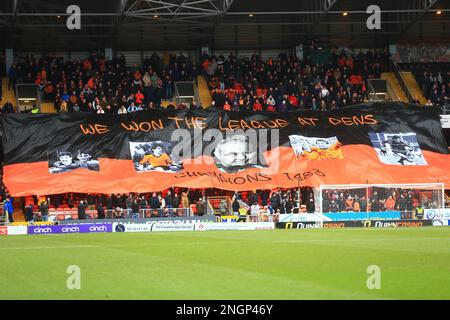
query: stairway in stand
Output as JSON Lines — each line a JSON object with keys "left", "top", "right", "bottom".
{"left": 381, "top": 73, "right": 408, "bottom": 102}
{"left": 401, "top": 71, "right": 427, "bottom": 104}
{"left": 0, "top": 78, "right": 16, "bottom": 106}
{"left": 196, "top": 75, "right": 212, "bottom": 108}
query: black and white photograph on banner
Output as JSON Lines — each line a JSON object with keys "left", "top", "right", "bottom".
{"left": 48, "top": 150, "right": 100, "bottom": 174}
{"left": 288, "top": 135, "right": 344, "bottom": 160}
{"left": 213, "top": 133, "right": 267, "bottom": 174}
{"left": 130, "top": 141, "right": 183, "bottom": 173}
{"left": 369, "top": 132, "right": 427, "bottom": 166}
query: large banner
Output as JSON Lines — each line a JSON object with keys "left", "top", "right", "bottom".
{"left": 27, "top": 223, "right": 112, "bottom": 235}
{"left": 1, "top": 103, "right": 450, "bottom": 196}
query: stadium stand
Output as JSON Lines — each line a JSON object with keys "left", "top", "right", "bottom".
{"left": 0, "top": 1, "right": 449, "bottom": 225}
{"left": 400, "top": 62, "right": 450, "bottom": 112}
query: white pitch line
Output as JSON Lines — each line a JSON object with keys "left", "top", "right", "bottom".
{"left": 0, "top": 242, "right": 212, "bottom": 251}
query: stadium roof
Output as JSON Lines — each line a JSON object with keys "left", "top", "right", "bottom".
{"left": 0, "top": 0, "right": 449, "bottom": 50}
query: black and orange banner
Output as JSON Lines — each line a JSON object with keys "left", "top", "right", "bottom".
{"left": 1, "top": 103, "right": 449, "bottom": 196}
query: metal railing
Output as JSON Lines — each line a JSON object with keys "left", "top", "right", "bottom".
{"left": 246, "top": 214, "right": 278, "bottom": 223}
{"left": 193, "top": 80, "right": 201, "bottom": 107}
{"left": 46, "top": 209, "right": 100, "bottom": 221}
{"left": 390, "top": 59, "right": 413, "bottom": 102}
{"left": 367, "top": 80, "right": 383, "bottom": 102}
{"left": 15, "top": 83, "right": 40, "bottom": 112}
{"left": 173, "top": 81, "right": 200, "bottom": 107}
{"left": 139, "top": 208, "right": 192, "bottom": 218}
{"left": 105, "top": 209, "right": 133, "bottom": 219}
{"left": 440, "top": 104, "right": 450, "bottom": 114}
{"left": 206, "top": 196, "right": 233, "bottom": 215}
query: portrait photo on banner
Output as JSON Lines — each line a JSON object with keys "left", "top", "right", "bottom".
{"left": 368, "top": 132, "right": 428, "bottom": 166}
{"left": 48, "top": 150, "right": 100, "bottom": 174}
{"left": 129, "top": 141, "right": 183, "bottom": 173}
{"left": 213, "top": 133, "right": 267, "bottom": 174}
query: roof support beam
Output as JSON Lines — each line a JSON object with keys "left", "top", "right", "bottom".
{"left": 398, "top": 0, "right": 439, "bottom": 38}
{"left": 112, "top": 0, "right": 129, "bottom": 46}
{"left": 222, "top": 0, "right": 234, "bottom": 13}
{"left": 304, "top": 0, "right": 338, "bottom": 35}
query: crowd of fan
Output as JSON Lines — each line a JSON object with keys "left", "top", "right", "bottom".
{"left": 1, "top": 49, "right": 393, "bottom": 114}
{"left": 2, "top": 48, "right": 450, "bottom": 117}
{"left": 321, "top": 187, "right": 438, "bottom": 213}
{"left": 401, "top": 62, "right": 450, "bottom": 113}
{"left": 3, "top": 49, "right": 450, "bottom": 115}
{"left": 21, "top": 187, "right": 316, "bottom": 221}
{"left": 1, "top": 51, "right": 449, "bottom": 221}
{"left": 202, "top": 48, "right": 391, "bottom": 112}
{"left": 5, "top": 52, "right": 198, "bottom": 114}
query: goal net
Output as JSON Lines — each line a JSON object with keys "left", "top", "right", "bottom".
{"left": 319, "top": 183, "right": 445, "bottom": 220}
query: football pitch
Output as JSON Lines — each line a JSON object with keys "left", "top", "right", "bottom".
{"left": 1, "top": 227, "right": 449, "bottom": 300}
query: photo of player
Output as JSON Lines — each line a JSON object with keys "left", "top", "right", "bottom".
{"left": 213, "top": 134, "right": 266, "bottom": 174}
{"left": 130, "top": 141, "right": 183, "bottom": 172}
{"left": 289, "top": 135, "right": 344, "bottom": 160}
{"left": 75, "top": 151, "right": 100, "bottom": 171}
{"left": 369, "top": 132, "right": 427, "bottom": 166}
{"left": 48, "top": 150, "right": 100, "bottom": 174}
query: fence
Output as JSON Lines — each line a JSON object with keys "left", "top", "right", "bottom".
{"left": 390, "top": 59, "right": 414, "bottom": 102}
{"left": 206, "top": 196, "right": 233, "bottom": 215}
{"left": 367, "top": 79, "right": 384, "bottom": 102}
{"left": 139, "top": 208, "right": 192, "bottom": 218}
{"left": 247, "top": 214, "right": 278, "bottom": 223}
{"left": 173, "top": 81, "right": 200, "bottom": 107}
{"left": 104, "top": 209, "right": 133, "bottom": 219}
{"left": 46, "top": 210, "right": 99, "bottom": 221}
{"left": 38, "top": 207, "right": 193, "bottom": 220}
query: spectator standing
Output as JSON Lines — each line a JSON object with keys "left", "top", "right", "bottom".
{"left": 39, "top": 200, "right": 49, "bottom": 221}
{"left": 196, "top": 198, "right": 205, "bottom": 216}
{"left": 149, "top": 192, "right": 160, "bottom": 209}
{"left": 270, "top": 191, "right": 280, "bottom": 213}
{"left": 181, "top": 191, "right": 190, "bottom": 208}
{"left": 97, "top": 203, "right": 105, "bottom": 219}
{"left": 24, "top": 202, "right": 34, "bottom": 222}
{"left": 4, "top": 197, "right": 14, "bottom": 223}
{"left": 173, "top": 193, "right": 180, "bottom": 209}
{"left": 250, "top": 202, "right": 260, "bottom": 221}
{"left": 131, "top": 198, "right": 141, "bottom": 219}
{"left": 8, "top": 64, "right": 17, "bottom": 91}
{"left": 385, "top": 196, "right": 396, "bottom": 211}
{"left": 232, "top": 197, "right": 240, "bottom": 215}
{"left": 219, "top": 199, "right": 228, "bottom": 216}
{"left": 77, "top": 200, "right": 88, "bottom": 220}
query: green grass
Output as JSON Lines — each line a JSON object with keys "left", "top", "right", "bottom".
{"left": 1, "top": 227, "right": 449, "bottom": 299}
